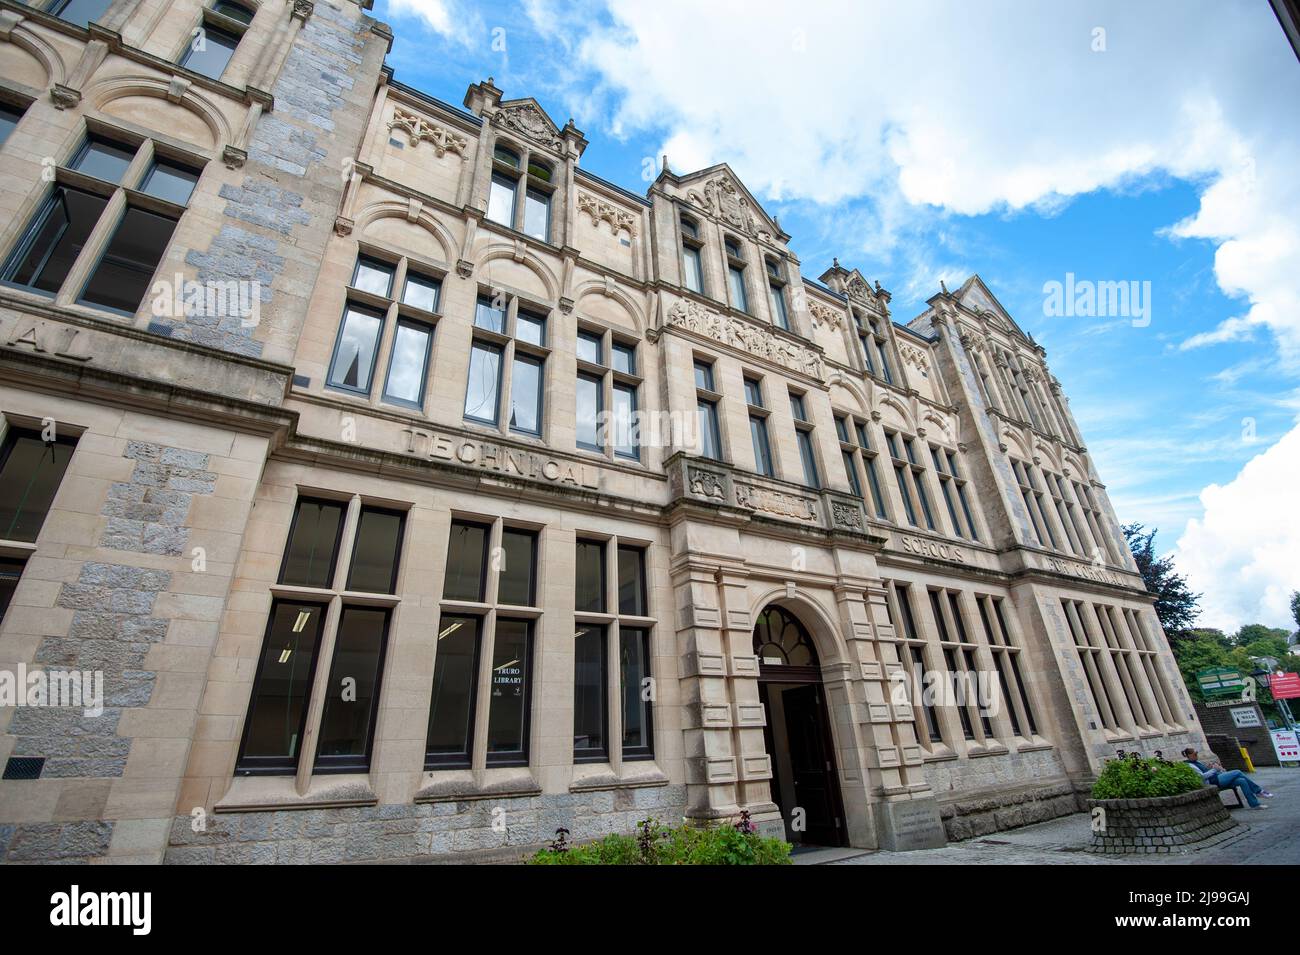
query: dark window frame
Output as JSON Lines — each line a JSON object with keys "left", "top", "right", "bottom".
{"left": 312, "top": 604, "right": 392, "bottom": 774}
{"left": 234, "top": 598, "right": 330, "bottom": 775}
{"left": 276, "top": 496, "right": 347, "bottom": 589}
{"left": 573, "top": 623, "right": 610, "bottom": 763}
{"left": 75, "top": 201, "right": 182, "bottom": 316}
{"left": 423, "top": 611, "right": 484, "bottom": 769}
{"left": 0, "top": 426, "right": 78, "bottom": 544}
{"left": 484, "top": 617, "right": 534, "bottom": 767}
{"left": 463, "top": 339, "right": 505, "bottom": 426}
{"left": 575, "top": 537, "right": 607, "bottom": 614}
{"left": 380, "top": 316, "right": 435, "bottom": 409}
{"left": 498, "top": 526, "right": 538, "bottom": 607}
{"left": 619, "top": 626, "right": 656, "bottom": 760}
{"left": 442, "top": 518, "right": 492, "bottom": 602}
{"left": 325, "top": 301, "right": 386, "bottom": 397}
{"left": 344, "top": 504, "right": 406, "bottom": 595}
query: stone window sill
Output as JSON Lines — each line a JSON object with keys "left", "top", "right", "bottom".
{"left": 413, "top": 767, "right": 542, "bottom": 804}
{"left": 215, "top": 773, "right": 378, "bottom": 813}
{"left": 921, "top": 744, "right": 959, "bottom": 763}
{"left": 569, "top": 761, "right": 669, "bottom": 793}
{"left": 1012, "top": 737, "right": 1055, "bottom": 754}
{"left": 966, "top": 743, "right": 1010, "bottom": 759}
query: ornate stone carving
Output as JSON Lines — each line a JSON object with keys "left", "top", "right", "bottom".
{"left": 688, "top": 467, "right": 726, "bottom": 501}
{"left": 831, "top": 501, "right": 865, "bottom": 530}
{"left": 808, "top": 301, "right": 843, "bottom": 331}
{"left": 291, "top": 0, "right": 314, "bottom": 21}
{"left": 898, "top": 342, "right": 929, "bottom": 373}
{"left": 686, "top": 176, "right": 772, "bottom": 241}
{"left": 735, "top": 483, "right": 817, "bottom": 522}
{"left": 576, "top": 191, "right": 637, "bottom": 237}
{"left": 50, "top": 84, "right": 81, "bottom": 110}
{"left": 221, "top": 144, "right": 247, "bottom": 169}
{"left": 492, "top": 102, "right": 563, "bottom": 150}
{"left": 333, "top": 216, "right": 354, "bottom": 236}
{"left": 455, "top": 258, "right": 474, "bottom": 279}
{"left": 846, "top": 274, "right": 873, "bottom": 304}
{"left": 666, "top": 298, "right": 823, "bottom": 380}
{"left": 388, "top": 107, "right": 469, "bottom": 158}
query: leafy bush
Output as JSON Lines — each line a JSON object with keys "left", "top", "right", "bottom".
{"left": 529, "top": 813, "right": 792, "bottom": 865}
{"left": 1090, "top": 750, "right": 1204, "bottom": 800}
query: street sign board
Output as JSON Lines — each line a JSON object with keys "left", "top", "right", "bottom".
{"left": 1230, "top": 706, "right": 1262, "bottom": 728}
{"left": 1267, "top": 672, "right": 1300, "bottom": 700}
{"left": 1270, "top": 728, "right": 1300, "bottom": 762}
{"left": 1196, "top": 666, "right": 1247, "bottom": 699}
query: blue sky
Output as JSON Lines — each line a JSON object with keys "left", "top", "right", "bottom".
{"left": 373, "top": 0, "right": 1300, "bottom": 631}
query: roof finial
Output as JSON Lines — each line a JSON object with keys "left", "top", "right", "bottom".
{"left": 661, "top": 153, "right": 670, "bottom": 174}
{"left": 940, "top": 279, "right": 950, "bottom": 295}
{"left": 832, "top": 256, "right": 840, "bottom": 269}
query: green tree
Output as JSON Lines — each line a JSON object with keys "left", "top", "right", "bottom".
{"left": 1122, "top": 523, "right": 1201, "bottom": 639}
{"left": 1231, "top": 623, "right": 1291, "bottom": 660}
{"left": 1172, "top": 631, "right": 1232, "bottom": 703}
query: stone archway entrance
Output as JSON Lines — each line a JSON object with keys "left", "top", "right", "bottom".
{"left": 753, "top": 605, "right": 847, "bottom": 847}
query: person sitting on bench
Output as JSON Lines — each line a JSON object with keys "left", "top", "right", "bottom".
{"left": 1182, "top": 747, "right": 1272, "bottom": 809}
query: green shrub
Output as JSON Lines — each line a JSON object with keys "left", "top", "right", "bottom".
{"left": 1090, "top": 751, "right": 1204, "bottom": 800}
{"left": 528, "top": 813, "right": 792, "bottom": 865}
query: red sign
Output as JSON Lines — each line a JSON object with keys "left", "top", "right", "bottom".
{"left": 1267, "top": 672, "right": 1300, "bottom": 699}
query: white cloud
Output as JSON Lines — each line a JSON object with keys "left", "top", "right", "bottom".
{"left": 522, "top": 0, "right": 1300, "bottom": 631}
{"left": 542, "top": 0, "right": 1300, "bottom": 364}
{"left": 1174, "top": 423, "right": 1300, "bottom": 631}
{"left": 385, "top": 0, "right": 476, "bottom": 44}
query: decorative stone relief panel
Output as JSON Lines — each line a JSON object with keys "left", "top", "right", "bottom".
{"left": 388, "top": 107, "right": 469, "bottom": 157}
{"left": 899, "top": 342, "right": 930, "bottom": 373}
{"left": 666, "top": 298, "right": 824, "bottom": 380}
{"left": 809, "top": 301, "right": 843, "bottom": 330}
{"left": 576, "top": 191, "right": 637, "bottom": 237}
{"left": 734, "top": 482, "right": 818, "bottom": 523}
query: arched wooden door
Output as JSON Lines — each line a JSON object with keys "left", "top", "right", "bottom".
{"left": 753, "top": 606, "right": 846, "bottom": 847}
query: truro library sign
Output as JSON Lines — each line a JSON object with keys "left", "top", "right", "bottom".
{"left": 401, "top": 428, "right": 601, "bottom": 489}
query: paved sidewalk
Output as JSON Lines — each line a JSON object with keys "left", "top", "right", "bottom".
{"left": 831, "top": 767, "right": 1300, "bottom": 865}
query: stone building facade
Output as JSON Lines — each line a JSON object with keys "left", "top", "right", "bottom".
{"left": 0, "top": 0, "right": 1206, "bottom": 863}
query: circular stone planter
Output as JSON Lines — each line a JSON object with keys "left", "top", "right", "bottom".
{"left": 1087, "top": 787, "right": 1237, "bottom": 854}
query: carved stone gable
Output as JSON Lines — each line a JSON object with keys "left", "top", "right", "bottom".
{"left": 493, "top": 101, "right": 563, "bottom": 150}
{"left": 685, "top": 175, "right": 774, "bottom": 241}
{"left": 846, "top": 275, "right": 873, "bottom": 304}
